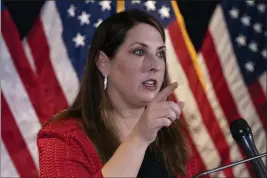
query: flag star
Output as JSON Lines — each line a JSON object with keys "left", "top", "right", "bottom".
{"left": 85, "top": 0, "right": 95, "bottom": 3}
{"left": 245, "top": 61, "right": 254, "bottom": 72}
{"left": 236, "top": 35, "right": 246, "bottom": 46}
{"left": 262, "top": 49, "right": 267, "bottom": 58}
{"left": 73, "top": 33, "right": 85, "bottom": 47}
{"left": 241, "top": 15, "right": 250, "bottom": 26}
{"left": 246, "top": 1, "right": 255, "bottom": 6}
{"left": 248, "top": 42, "right": 258, "bottom": 52}
{"left": 257, "top": 4, "right": 266, "bottom": 13}
{"left": 67, "top": 4, "right": 76, "bottom": 17}
{"left": 131, "top": 0, "right": 141, "bottom": 4}
{"left": 94, "top": 19, "right": 103, "bottom": 28}
{"left": 229, "top": 8, "right": 239, "bottom": 19}
{"left": 78, "top": 11, "right": 90, "bottom": 25}
{"left": 144, "top": 1, "right": 156, "bottom": 11}
{"left": 99, "top": 1, "right": 112, "bottom": 11}
{"left": 158, "top": 5, "right": 170, "bottom": 19}
{"left": 253, "top": 23, "right": 262, "bottom": 33}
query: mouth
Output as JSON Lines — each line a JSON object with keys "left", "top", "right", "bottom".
{"left": 142, "top": 79, "right": 158, "bottom": 90}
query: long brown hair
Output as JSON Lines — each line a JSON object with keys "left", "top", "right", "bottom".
{"left": 52, "top": 9, "right": 190, "bottom": 176}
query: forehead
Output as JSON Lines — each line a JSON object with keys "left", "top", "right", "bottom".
{"left": 123, "top": 23, "right": 164, "bottom": 46}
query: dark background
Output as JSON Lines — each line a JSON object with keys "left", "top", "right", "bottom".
{"left": 3, "top": 0, "right": 219, "bottom": 52}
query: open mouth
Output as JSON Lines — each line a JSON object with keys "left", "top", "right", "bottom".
{"left": 142, "top": 79, "right": 157, "bottom": 90}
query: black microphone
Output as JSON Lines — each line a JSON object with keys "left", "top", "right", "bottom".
{"left": 192, "top": 118, "right": 267, "bottom": 178}
{"left": 192, "top": 152, "right": 267, "bottom": 178}
{"left": 230, "top": 118, "right": 267, "bottom": 178}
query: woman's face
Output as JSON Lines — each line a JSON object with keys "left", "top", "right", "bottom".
{"left": 105, "top": 23, "right": 166, "bottom": 107}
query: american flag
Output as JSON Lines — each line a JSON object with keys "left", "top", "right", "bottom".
{"left": 1, "top": 0, "right": 266, "bottom": 177}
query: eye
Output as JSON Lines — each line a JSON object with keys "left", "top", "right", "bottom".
{"left": 133, "top": 49, "right": 145, "bottom": 56}
{"left": 157, "top": 51, "right": 166, "bottom": 59}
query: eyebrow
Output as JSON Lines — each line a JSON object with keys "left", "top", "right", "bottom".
{"left": 129, "top": 42, "right": 166, "bottom": 50}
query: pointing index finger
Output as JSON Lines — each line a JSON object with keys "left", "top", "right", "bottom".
{"left": 153, "top": 82, "right": 178, "bottom": 102}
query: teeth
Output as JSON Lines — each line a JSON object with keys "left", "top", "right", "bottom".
{"left": 143, "top": 80, "right": 156, "bottom": 87}
{"left": 144, "top": 83, "right": 153, "bottom": 87}
{"left": 144, "top": 80, "right": 155, "bottom": 85}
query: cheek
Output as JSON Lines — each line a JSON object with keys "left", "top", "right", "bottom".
{"left": 111, "top": 63, "right": 140, "bottom": 92}
{"left": 111, "top": 59, "right": 141, "bottom": 87}
{"left": 116, "top": 59, "right": 140, "bottom": 76}
{"left": 160, "top": 60, "right": 166, "bottom": 75}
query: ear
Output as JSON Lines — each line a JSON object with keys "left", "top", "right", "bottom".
{"left": 96, "top": 51, "right": 111, "bottom": 76}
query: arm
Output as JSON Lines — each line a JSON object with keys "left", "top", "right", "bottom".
{"left": 37, "top": 132, "right": 148, "bottom": 178}
{"left": 102, "top": 83, "right": 181, "bottom": 177}
{"left": 101, "top": 135, "right": 149, "bottom": 177}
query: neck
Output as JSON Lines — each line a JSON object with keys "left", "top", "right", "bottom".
{"left": 113, "top": 106, "right": 144, "bottom": 141}
{"left": 107, "top": 88, "right": 145, "bottom": 141}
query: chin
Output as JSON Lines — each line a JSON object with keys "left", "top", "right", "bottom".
{"left": 138, "top": 92, "right": 158, "bottom": 103}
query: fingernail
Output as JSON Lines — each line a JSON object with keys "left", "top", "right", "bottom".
{"left": 178, "top": 101, "right": 185, "bottom": 108}
{"left": 173, "top": 82, "right": 178, "bottom": 88}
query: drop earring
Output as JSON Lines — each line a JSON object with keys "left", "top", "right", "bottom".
{"left": 104, "top": 75, "right": 107, "bottom": 90}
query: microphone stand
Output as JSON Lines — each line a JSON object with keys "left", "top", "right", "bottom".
{"left": 192, "top": 152, "right": 267, "bottom": 178}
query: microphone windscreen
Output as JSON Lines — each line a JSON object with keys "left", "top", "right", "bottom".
{"left": 230, "top": 118, "right": 252, "bottom": 142}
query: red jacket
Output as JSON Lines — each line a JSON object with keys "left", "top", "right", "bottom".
{"left": 37, "top": 118, "right": 199, "bottom": 177}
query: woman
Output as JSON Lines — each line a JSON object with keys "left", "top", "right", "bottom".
{"left": 37, "top": 9, "right": 198, "bottom": 178}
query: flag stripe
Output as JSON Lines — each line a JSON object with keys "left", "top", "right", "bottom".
{"left": 27, "top": 17, "right": 68, "bottom": 114}
{"left": 0, "top": 32, "right": 41, "bottom": 168}
{"left": 182, "top": 127, "right": 207, "bottom": 177}
{"left": 200, "top": 33, "right": 255, "bottom": 176}
{"left": 39, "top": 1, "right": 79, "bottom": 106}
{"left": 1, "top": 10, "right": 53, "bottom": 125}
{"left": 169, "top": 93, "right": 207, "bottom": 175}
{"left": 209, "top": 4, "right": 266, "bottom": 159}
{"left": 1, "top": 94, "right": 38, "bottom": 177}
{"left": 22, "top": 40, "right": 36, "bottom": 73}
{"left": 0, "top": 141, "right": 19, "bottom": 177}
{"left": 170, "top": 1, "right": 206, "bottom": 90}
{"left": 165, "top": 30, "right": 224, "bottom": 177}
{"left": 247, "top": 82, "right": 267, "bottom": 130}
{"left": 2, "top": 1, "right": 265, "bottom": 177}
{"left": 197, "top": 53, "right": 251, "bottom": 177}
{"left": 259, "top": 73, "right": 266, "bottom": 96}
{"left": 168, "top": 21, "right": 234, "bottom": 177}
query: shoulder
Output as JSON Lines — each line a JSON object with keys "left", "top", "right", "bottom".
{"left": 37, "top": 118, "right": 100, "bottom": 162}
{"left": 38, "top": 119, "right": 80, "bottom": 144}
{"left": 39, "top": 118, "right": 82, "bottom": 134}
{"left": 37, "top": 118, "right": 103, "bottom": 177}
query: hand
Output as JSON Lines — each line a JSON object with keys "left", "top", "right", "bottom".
{"left": 130, "top": 82, "right": 184, "bottom": 145}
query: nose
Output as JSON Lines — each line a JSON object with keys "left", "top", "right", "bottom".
{"left": 144, "top": 54, "right": 161, "bottom": 72}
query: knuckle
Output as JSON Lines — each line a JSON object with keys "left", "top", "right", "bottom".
{"left": 167, "top": 108, "right": 173, "bottom": 117}
{"left": 171, "top": 111, "right": 176, "bottom": 119}
{"left": 159, "top": 118, "right": 166, "bottom": 127}
{"left": 166, "top": 119, "right": 172, "bottom": 126}
{"left": 163, "top": 120, "right": 168, "bottom": 125}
